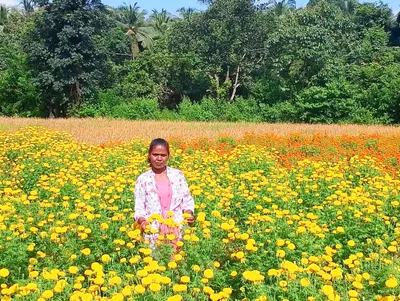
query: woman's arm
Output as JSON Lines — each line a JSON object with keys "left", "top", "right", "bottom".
{"left": 180, "top": 171, "right": 195, "bottom": 214}
{"left": 134, "top": 178, "right": 146, "bottom": 222}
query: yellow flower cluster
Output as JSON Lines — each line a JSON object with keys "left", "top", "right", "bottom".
{"left": 0, "top": 127, "right": 399, "bottom": 300}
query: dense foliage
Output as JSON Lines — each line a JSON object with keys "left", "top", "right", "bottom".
{"left": 0, "top": 0, "right": 399, "bottom": 123}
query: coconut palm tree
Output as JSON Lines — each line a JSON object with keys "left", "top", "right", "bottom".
{"left": 0, "top": 5, "right": 8, "bottom": 25}
{"left": 259, "top": 0, "right": 296, "bottom": 16}
{"left": 0, "top": 5, "right": 8, "bottom": 33}
{"left": 149, "top": 9, "right": 176, "bottom": 34}
{"left": 21, "top": 0, "right": 34, "bottom": 13}
{"left": 115, "top": 2, "right": 155, "bottom": 59}
{"left": 176, "top": 7, "right": 199, "bottom": 19}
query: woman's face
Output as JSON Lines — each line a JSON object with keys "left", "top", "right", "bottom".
{"left": 149, "top": 145, "right": 169, "bottom": 170}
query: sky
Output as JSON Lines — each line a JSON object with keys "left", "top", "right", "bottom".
{"left": 1, "top": 0, "right": 399, "bottom": 14}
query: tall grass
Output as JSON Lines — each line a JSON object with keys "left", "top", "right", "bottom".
{"left": 1, "top": 117, "right": 399, "bottom": 144}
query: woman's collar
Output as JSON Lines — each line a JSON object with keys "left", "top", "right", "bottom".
{"left": 150, "top": 165, "right": 170, "bottom": 177}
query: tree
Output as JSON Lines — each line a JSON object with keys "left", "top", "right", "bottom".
{"left": 25, "top": 0, "right": 108, "bottom": 117}
{"left": 0, "top": 5, "right": 8, "bottom": 33}
{"left": 176, "top": 7, "right": 199, "bottom": 19}
{"left": 0, "top": 35, "right": 40, "bottom": 116}
{"left": 307, "top": 0, "right": 358, "bottom": 14}
{"left": 353, "top": 2, "right": 393, "bottom": 29}
{"left": 169, "top": 0, "right": 268, "bottom": 101}
{"left": 21, "top": 0, "right": 34, "bottom": 13}
{"left": 257, "top": 0, "right": 296, "bottom": 15}
{"left": 114, "top": 2, "right": 155, "bottom": 59}
{"left": 256, "top": 0, "right": 361, "bottom": 104}
{"left": 0, "top": 9, "right": 40, "bottom": 116}
{"left": 390, "top": 12, "right": 400, "bottom": 46}
{"left": 149, "top": 9, "right": 176, "bottom": 35}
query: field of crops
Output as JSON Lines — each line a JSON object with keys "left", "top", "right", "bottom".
{"left": 1, "top": 126, "right": 399, "bottom": 301}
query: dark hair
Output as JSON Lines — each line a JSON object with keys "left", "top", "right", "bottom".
{"left": 148, "top": 138, "right": 170, "bottom": 162}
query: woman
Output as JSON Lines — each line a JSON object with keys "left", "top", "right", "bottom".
{"left": 134, "top": 138, "right": 195, "bottom": 247}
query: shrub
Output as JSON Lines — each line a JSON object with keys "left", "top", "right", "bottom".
{"left": 111, "top": 98, "right": 160, "bottom": 120}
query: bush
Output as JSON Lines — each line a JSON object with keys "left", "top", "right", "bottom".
{"left": 156, "top": 109, "right": 178, "bottom": 121}
{"left": 178, "top": 97, "right": 264, "bottom": 122}
{"left": 178, "top": 98, "right": 226, "bottom": 121}
{"left": 223, "top": 97, "right": 263, "bottom": 122}
{"left": 261, "top": 101, "right": 298, "bottom": 123}
{"left": 111, "top": 98, "right": 160, "bottom": 120}
{"left": 294, "top": 80, "right": 359, "bottom": 124}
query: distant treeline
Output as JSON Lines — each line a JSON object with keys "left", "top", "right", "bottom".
{"left": 1, "top": 0, "right": 400, "bottom": 124}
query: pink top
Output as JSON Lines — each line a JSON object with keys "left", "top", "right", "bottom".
{"left": 156, "top": 180, "right": 172, "bottom": 216}
{"left": 155, "top": 180, "right": 179, "bottom": 244}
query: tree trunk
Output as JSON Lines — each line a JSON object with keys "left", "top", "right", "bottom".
{"left": 229, "top": 66, "right": 240, "bottom": 102}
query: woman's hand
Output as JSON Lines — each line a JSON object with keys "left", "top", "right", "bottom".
{"left": 138, "top": 218, "right": 149, "bottom": 232}
{"left": 183, "top": 210, "right": 195, "bottom": 226}
{"left": 140, "top": 221, "right": 149, "bottom": 232}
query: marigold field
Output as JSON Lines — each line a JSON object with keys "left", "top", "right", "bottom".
{"left": 0, "top": 126, "right": 399, "bottom": 301}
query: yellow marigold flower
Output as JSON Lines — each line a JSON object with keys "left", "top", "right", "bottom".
{"left": 352, "top": 281, "right": 363, "bottom": 290}
{"left": 172, "top": 284, "right": 187, "bottom": 292}
{"left": 243, "top": 270, "right": 264, "bottom": 282}
{"left": 168, "top": 262, "right": 177, "bottom": 269}
{"left": 111, "top": 293, "right": 124, "bottom": 301}
{"left": 180, "top": 276, "right": 190, "bottom": 283}
{"left": 331, "top": 268, "right": 343, "bottom": 279}
{"left": 348, "top": 240, "right": 356, "bottom": 247}
{"left": 91, "top": 262, "right": 102, "bottom": 272}
{"left": 276, "top": 239, "right": 285, "bottom": 247}
{"left": 68, "top": 266, "right": 79, "bottom": 274}
{"left": 174, "top": 254, "right": 182, "bottom": 261}
{"left": 235, "top": 252, "right": 245, "bottom": 260}
{"left": 309, "top": 264, "right": 320, "bottom": 272}
{"left": 41, "top": 290, "right": 54, "bottom": 299}
{"left": 94, "top": 278, "right": 104, "bottom": 285}
{"left": 204, "top": 269, "right": 214, "bottom": 279}
{"left": 137, "top": 269, "right": 148, "bottom": 277}
{"left": 79, "top": 293, "right": 93, "bottom": 301}
{"left": 101, "top": 254, "right": 111, "bottom": 263}
{"left": 240, "top": 233, "right": 249, "bottom": 240}
{"left": 322, "top": 285, "right": 334, "bottom": 296}
{"left": 276, "top": 249, "right": 286, "bottom": 258}
{"left": 108, "top": 276, "right": 122, "bottom": 286}
{"left": 300, "top": 278, "right": 311, "bottom": 287}
{"left": 348, "top": 290, "right": 358, "bottom": 298}
{"left": 29, "top": 270, "right": 39, "bottom": 278}
{"left": 134, "top": 285, "right": 145, "bottom": 294}
{"left": 279, "top": 280, "right": 288, "bottom": 288}
{"left": 192, "top": 265, "right": 201, "bottom": 272}
{"left": 231, "top": 271, "right": 238, "bottom": 277}
{"left": 161, "top": 276, "right": 171, "bottom": 285}
{"left": 362, "top": 272, "right": 370, "bottom": 280}
{"left": 385, "top": 278, "right": 398, "bottom": 288}
{"left": 203, "top": 286, "right": 215, "bottom": 295}
{"left": 81, "top": 248, "right": 91, "bottom": 256}
{"left": 149, "top": 283, "right": 161, "bottom": 292}
{"left": 167, "top": 295, "right": 183, "bottom": 301}
{"left": 0, "top": 269, "right": 10, "bottom": 278}
{"left": 121, "top": 286, "right": 132, "bottom": 296}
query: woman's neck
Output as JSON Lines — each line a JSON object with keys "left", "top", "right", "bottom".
{"left": 152, "top": 166, "right": 167, "bottom": 175}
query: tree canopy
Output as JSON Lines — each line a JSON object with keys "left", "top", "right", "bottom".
{"left": 0, "top": 0, "right": 399, "bottom": 123}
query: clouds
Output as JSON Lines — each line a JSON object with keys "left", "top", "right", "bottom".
{"left": 0, "top": 0, "right": 20, "bottom": 7}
